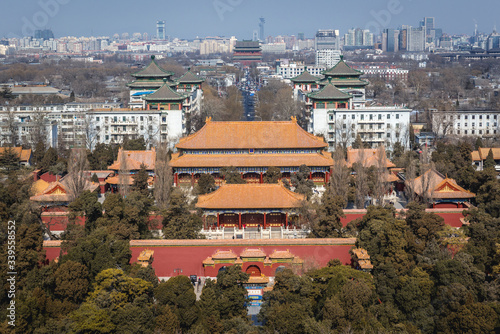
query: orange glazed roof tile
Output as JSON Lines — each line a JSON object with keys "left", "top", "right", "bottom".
{"left": 170, "top": 152, "right": 333, "bottom": 168}
{"left": 211, "top": 250, "right": 238, "bottom": 259}
{"left": 196, "top": 184, "right": 305, "bottom": 210}
{"left": 478, "top": 147, "right": 500, "bottom": 160}
{"left": 240, "top": 248, "right": 266, "bottom": 258}
{"left": 176, "top": 119, "right": 327, "bottom": 150}
{"left": 407, "top": 169, "right": 475, "bottom": 199}
{"left": 269, "top": 250, "right": 294, "bottom": 259}
{"left": 108, "top": 149, "right": 156, "bottom": 171}
{"left": 0, "top": 147, "right": 31, "bottom": 162}
{"left": 346, "top": 148, "right": 396, "bottom": 168}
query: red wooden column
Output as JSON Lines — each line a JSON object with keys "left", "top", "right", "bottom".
{"left": 260, "top": 172, "right": 263, "bottom": 183}
{"left": 217, "top": 213, "right": 220, "bottom": 228}
{"left": 174, "top": 173, "right": 178, "bottom": 186}
{"left": 325, "top": 172, "right": 329, "bottom": 184}
{"left": 263, "top": 213, "right": 266, "bottom": 229}
{"left": 309, "top": 172, "right": 312, "bottom": 180}
{"left": 285, "top": 213, "right": 288, "bottom": 228}
{"left": 238, "top": 213, "right": 242, "bottom": 229}
{"left": 191, "top": 173, "right": 194, "bottom": 186}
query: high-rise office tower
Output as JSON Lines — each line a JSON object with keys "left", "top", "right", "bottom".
{"left": 156, "top": 21, "right": 166, "bottom": 40}
{"left": 315, "top": 29, "right": 340, "bottom": 50}
{"left": 259, "top": 17, "right": 265, "bottom": 42}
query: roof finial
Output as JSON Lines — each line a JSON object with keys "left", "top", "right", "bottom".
{"left": 205, "top": 116, "right": 212, "bottom": 123}
{"left": 340, "top": 55, "right": 344, "bottom": 60}
{"left": 291, "top": 116, "right": 297, "bottom": 123}
{"left": 162, "top": 77, "right": 167, "bottom": 84}
{"left": 151, "top": 55, "right": 155, "bottom": 60}
{"left": 188, "top": 66, "right": 191, "bottom": 71}
{"left": 304, "top": 66, "right": 308, "bottom": 71}
{"left": 328, "top": 77, "right": 332, "bottom": 84}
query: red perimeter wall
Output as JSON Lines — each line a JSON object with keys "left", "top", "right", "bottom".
{"left": 44, "top": 239, "right": 356, "bottom": 278}
{"left": 341, "top": 209, "right": 466, "bottom": 228}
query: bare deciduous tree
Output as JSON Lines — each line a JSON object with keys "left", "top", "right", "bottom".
{"left": 66, "top": 148, "right": 90, "bottom": 202}
{"left": 354, "top": 149, "right": 369, "bottom": 209}
{"left": 330, "top": 146, "right": 350, "bottom": 205}
{"left": 118, "top": 149, "right": 130, "bottom": 197}
{"left": 373, "top": 146, "right": 390, "bottom": 205}
{"left": 154, "top": 143, "right": 172, "bottom": 210}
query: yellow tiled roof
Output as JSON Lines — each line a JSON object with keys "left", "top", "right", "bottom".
{"left": 346, "top": 148, "right": 396, "bottom": 168}
{"left": 176, "top": 119, "right": 327, "bottom": 150}
{"left": 196, "top": 184, "right": 305, "bottom": 210}
{"left": 108, "top": 148, "right": 156, "bottom": 171}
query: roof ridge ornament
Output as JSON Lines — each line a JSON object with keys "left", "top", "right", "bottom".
{"left": 291, "top": 116, "right": 297, "bottom": 123}
{"left": 206, "top": 116, "right": 212, "bottom": 123}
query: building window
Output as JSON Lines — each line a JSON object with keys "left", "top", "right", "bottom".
{"left": 378, "top": 124, "right": 382, "bottom": 129}
{"left": 472, "top": 115, "right": 475, "bottom": 120}
{"left": 387, "top": 133, "right": 391, "bottom": 138}
{"left": 96, "top": 117, "right": 100, "bottom": 121}
{"left": 140, "top": 116, "right": 144, "bottom": 121}
{"left": 329, "top": 114, "right": 334, "bottom": 121}
{"left": 479, "top": 130, "right": 483, "bottom": 134}
{"left": 465, "top": 115, "right": 468, "bottom": 120}
{"left": 370, "top": 114, "right": 373, "bottom": 120}
{"left": 352, "top": 114, "right": 355, "bottom": 120}
{"left": 472, "top": 130, "right": 475, "bottom": 134}
{"left": 465, "top": 130, "right": 468, "bottom": 135}
{"left": 343, "top": 124, "right": 347, "bottom": 129}
{"left": 465, "top": 123, "right": 468, "bottom": 127}
{"left": 457, "top": 115, "right": 461, "bottom": 120}
{"left": 396, "top": 114, "right": 400, "bottom": 119}
{"left": 387, "top": 114, "right": 391, "bottom": 119}
{"left": 113, "top": 116, "right": 117, "bottom": 122}
{"left": 457, "top": 130, "right": 460, "bottom": 135}
{"left": 479, "top": 115, "right": 483, "bottom": 120}
{"left": 343, "top": 114, "right": 347, "bottom": 120}
{"left": 378, "top": 114, "right": 382, "bottom": 120}
{"left": 479, "top": 123, "right": 482, "bottom": 127}
{"left": 123, "top": 116, "right": 126, "bottom": 121}
{"left": 378, "top": 133, "right": 382, "bottom": 138}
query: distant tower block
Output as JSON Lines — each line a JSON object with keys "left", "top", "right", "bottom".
{"left": 156, "top": 20, "right": 166, "bottom": 40}
{"left": 259, "top": 17, "right": 265, "bottom": 41}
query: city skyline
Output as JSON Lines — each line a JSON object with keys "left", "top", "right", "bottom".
{"left": 2, "top": 0, "right": 500, "bottom": 40}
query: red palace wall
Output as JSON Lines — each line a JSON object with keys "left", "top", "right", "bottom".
{"left": 342, "top": 209, "right": 467, "bottom": 228}
{"left": 43, "top": 239, "right": 356, "bottom": 278}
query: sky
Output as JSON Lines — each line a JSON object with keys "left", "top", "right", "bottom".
{"left": 2, "top": 0, "right": 499, "bottom": 40}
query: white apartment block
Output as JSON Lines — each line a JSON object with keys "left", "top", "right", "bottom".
{"left": 311, "top": 107, "right": 411, "bottom": 151}
{"left": 315, "top": 49, "right": 342, "bottom": 68}
{"left": 277, "top": 64, "right": 326, "bottom": 79}
{"left": 0, "top": 103, "right": 185, "bottom": 150}
{"left": 431, "top": 110, "right": 500, "bottom": 138}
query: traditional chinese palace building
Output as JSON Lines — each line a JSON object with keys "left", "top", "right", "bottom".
{"left": 406, "top": 169, "right": 475, "bottom": 208}
{"left": 170, "top": 118, "right": 334, "bottom": 186}
{"left": 292, "top": 57, "right": 411, "bottom": 151}
{"left": 196, "top": 183, "right": 305, "bottom": 230}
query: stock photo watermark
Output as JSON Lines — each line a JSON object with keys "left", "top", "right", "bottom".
{"left": 213, "top": 0, "right": 243, "bottom": 21}
{"left": 6, "top": 220, "right": 16, "bottom": 327}
{"left": 9, "top": 0, "right": 71, "bottom": 39}
{"left": 365, "top": 0, "right": 412, "bottom": 33}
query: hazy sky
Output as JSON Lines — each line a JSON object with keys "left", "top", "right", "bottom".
{"left": 2, "top": 0, "right": 499, "bottom": 40}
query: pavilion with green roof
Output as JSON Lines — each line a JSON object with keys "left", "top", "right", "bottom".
{"left": 144, "top": 80, "right": 188, "bottom": 111}
{"left": 291, "top": 56, "right": 368, "bottom": 110}
{"left": 128, "top": 55, "right": 204, "bottom": 110}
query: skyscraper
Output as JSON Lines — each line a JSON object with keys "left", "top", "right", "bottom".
{"left": 315, "top": 30, "right": 340, "bottom": 50}
{"left": 259, "top": 17, "right": 265, "bottom": 42}
{"left": 382, "top": 29, "right": 400, "bottom": 52}
{"left": 156, "top": 21, "right": 166, "bottom": 40}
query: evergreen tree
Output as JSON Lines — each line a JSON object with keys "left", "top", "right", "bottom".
{"left": 352, "top": 134, "right": 364, "bottom": 149}
{"left": 221, "top": 166, "right": 245, "bottom": 184}
{"left": 484, "top": 148, "right": 496, "bottom": 170}
{"left": 196, "top": 173, "right": 216, "bottom": 195}
{"left": 0, "top": 146, "right": 20, "bottom": 171}
{"left": 264, "top": 166, "right": 282, "bottom": 184}
{"left": 290, "top": 164, "right": 314, "bottom": 199}
{"left": 310, "top": 189, "right": 345, "bottom": 238}
{"left": 68, "top": 190, "right": 102, "bottom": 233}
{"left": 39, "top": 147, "right": 58, "bottom": 173}
{"left": 132, "top": 163, "right": 149, "bottom": 192}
